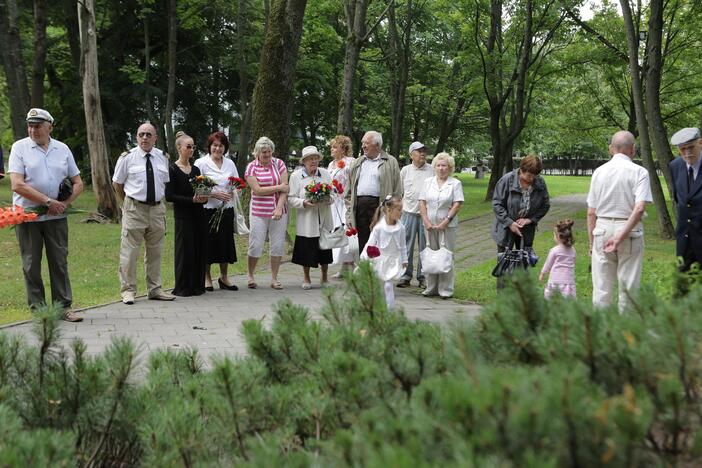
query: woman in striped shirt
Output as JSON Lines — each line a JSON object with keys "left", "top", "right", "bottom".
{"left": 244, "top": 136, "right": 289, "bottom": 289}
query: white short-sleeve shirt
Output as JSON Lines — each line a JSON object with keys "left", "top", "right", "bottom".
{"left": 8, "top": 136, "right": 80, "bottom": 220}
{"left": 586, "top": 154, "right": 652, "bottom": 219}
{"left": 356, "top": 157, "right": 382, "bottom": 197}
{"left": 400, "top": 162, "right": 434, "bottom": 213}
{"left": 194, "top": 155, "right": 240, "bottom": 209}
{"left": 112, "top": 146, "right": 170, "bottom": 202}
{"left": 419, "top": 176, "right": 464, "bottom": 227}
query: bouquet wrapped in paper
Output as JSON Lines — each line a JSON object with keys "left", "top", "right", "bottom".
{"left": 190, "top": 175, "right": 217, "bottom": 196}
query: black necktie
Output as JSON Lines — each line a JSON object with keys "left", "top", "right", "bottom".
{"left": 688, "top": 166, "right": 694, "bottom": 192}
{"left": 145, "top": 153, "right": 155, "bottom": 204}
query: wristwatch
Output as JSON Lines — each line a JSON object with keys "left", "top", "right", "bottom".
{"left": 45, "top": 198, "right": 52, "bottom": 207}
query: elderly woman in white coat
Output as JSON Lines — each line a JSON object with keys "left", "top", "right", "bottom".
{"left": 288, "top": 146, "right": 334, "bottom": 289}
{"left": 418, "top": 152, "right": 464, "bottom": 298}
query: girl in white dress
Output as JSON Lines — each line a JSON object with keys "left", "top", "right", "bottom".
{"left": 361, "top": 196, "right": 408, "bottom": 309}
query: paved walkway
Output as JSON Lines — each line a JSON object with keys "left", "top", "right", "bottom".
{"left": 2, "top": 194, "right": 586, "bottom": 365}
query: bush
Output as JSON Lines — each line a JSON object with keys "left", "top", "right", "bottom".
{"left": 1, "top": 264, "right": 701, "bottom": 466}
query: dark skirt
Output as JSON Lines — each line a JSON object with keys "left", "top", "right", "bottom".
{"left": 204, "top": 208, "right": 237, "bottom": 264}
{"left": 292, "top": 235, "right": 333, "bottom": 267}
{"left": 172, "top": 213, "right": 208, "bottom": 297}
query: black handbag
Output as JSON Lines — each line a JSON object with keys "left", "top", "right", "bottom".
{"left": 57, "top": 178, "right": 72, "bottom": 201}
{"left": 491, "top": 237, "right": 533, "bottom": 278}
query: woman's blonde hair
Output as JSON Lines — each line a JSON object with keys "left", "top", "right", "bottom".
{"left": 254, "top": 136, "right": 275, "bottom": 158}
{"left": 175, "top": 130, "right": 192, "bottom": 148}
{"left": 370, "top": 196, "right": 402, "bottom": 230}
{"left": 432, "top": 152, "right": 455, "bottom": 173}
{"left": 330, "top": 135, "right": 353, "bottom": 158}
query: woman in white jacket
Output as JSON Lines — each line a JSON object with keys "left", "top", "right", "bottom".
{"left": 288, "top": 146, "right": 334, "bottom": 289}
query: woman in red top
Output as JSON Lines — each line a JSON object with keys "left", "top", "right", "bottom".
{"left": 244, "top": 136, "right": 289, "bottom": 289}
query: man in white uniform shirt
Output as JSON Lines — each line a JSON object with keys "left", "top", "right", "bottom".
{"left": 8, "top": 108, "right": 84, "bottom": 321}
{"left": 586, "top": 130, "right": 652, "bottom": 312}
{"left": 397, "top": 141, "right": 433, "bottom": 288}
{"left": 346, "top": 130, "right": 402, "bottom": 253}
{"left": 112, "top": 122, "right": 175, "bottom": 304}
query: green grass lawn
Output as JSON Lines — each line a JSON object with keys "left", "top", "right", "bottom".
{"left": 453, "top": 198, "right": 678, "bottom": 304}
{"left": 0, "top": 173, "right": 674, "bottom": 324}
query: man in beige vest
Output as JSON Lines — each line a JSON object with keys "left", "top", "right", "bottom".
{"left": 112, "top": 122, "right": 175, "bottom": 304}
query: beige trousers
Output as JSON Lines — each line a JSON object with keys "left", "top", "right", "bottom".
{"left": 119, "top": 197, "right": 167, "bottom": 295}
{"left": 591, "top": 218, "right": 644, "bottom": 312}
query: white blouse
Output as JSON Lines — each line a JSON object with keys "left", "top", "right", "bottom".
{"left": 419, "top": 176, "right": 464, "bottom": 227}
{"left": 194, "top": 155, "right": 240, "bottom": 209}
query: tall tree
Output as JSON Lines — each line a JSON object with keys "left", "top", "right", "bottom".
{"left": 250, "top": 0, "right": 309, "bottom": 160}
{"left": 31, "top": 0, "right": 48, "bottom": 107}
{"left": 164, "top": 0, "right": 178, "bottom": 157}
{"left": 476, "top": 0, "right": 566, "bottom": 199}
{"left": 236, "top": 0, "right": 253, "bottom": 169}
{"left": 0, "top": 0, "right": 31, "bottom": 139}
{"left": 619, "top": 0, "right": 674, "bottom": 238}
{"left": 78, "top": 0, "right": 120, "bottom": 220}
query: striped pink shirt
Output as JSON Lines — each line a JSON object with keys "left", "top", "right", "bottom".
{"left": 244, "top": 157, "right": 288, "bottom": 218}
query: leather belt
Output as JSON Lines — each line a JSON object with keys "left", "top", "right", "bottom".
{"left": 128, "top": 196, "right": 161, "bottom": 206}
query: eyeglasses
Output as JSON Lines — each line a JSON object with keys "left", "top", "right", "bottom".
{"left": 185, "top": 144, "right": 195, "bottom": 149}
{"left": 138, "top": 132, "right": 153, "bottom": 138}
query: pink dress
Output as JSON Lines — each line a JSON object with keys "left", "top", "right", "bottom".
{"left": 540, "top": 244, "right": 576, "bottom": 298}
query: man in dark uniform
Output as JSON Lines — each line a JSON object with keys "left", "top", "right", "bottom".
{"left": 669, "top": 127, "right": 702, "bottom": 272}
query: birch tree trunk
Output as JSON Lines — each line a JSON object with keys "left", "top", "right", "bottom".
{"left": 0, "top": 0, "right": 30, "bottom": 139}
{"left": 336, "top": 0, "right": 369, "bottom": 136}
{"left": 31, "top": 0, "right": 48, "bottom": 107}
{"left": 164, "top": 0, "right": 177, "bottom": 157}
{"left": 78, "top": 0, "right": 120, "bottom": 220}
{"left": 619, "top": 0, "right": 674, "bottom": 239}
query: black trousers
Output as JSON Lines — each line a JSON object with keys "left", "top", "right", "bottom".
{"left": 355, "top": 196, "right": 380, "bottom": 254}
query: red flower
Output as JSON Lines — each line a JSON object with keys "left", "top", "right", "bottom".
{"left": 332, "top": 179, "right": 343, "bottom": 194}
{"left": 366, "top": 245, "right": 381, "bottom": 258}
{"left": 336, "top": 160, "right": 346, "bottom": 169}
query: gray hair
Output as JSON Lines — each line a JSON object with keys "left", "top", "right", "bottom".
{"left": 254, "top": 136, "right": 275, "bottom": 157}
{"left": 610, "top": 130, "right": 635, "bottom": 152}
{"left": 432, "top": 152, "right": 455, "bottom": 173}
{"left": 364, "top": 131, "right": 383, "bottom": 148}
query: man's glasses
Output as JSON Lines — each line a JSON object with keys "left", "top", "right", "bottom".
{"left": 138, "top": 132, "right": 153, "bottom": 138}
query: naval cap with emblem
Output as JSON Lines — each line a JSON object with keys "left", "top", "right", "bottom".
{"left": 26, "top": 108, "right": 54, "bottom": 124}
{"left": 670, "top": 127, "right": 700, "bottom": 146}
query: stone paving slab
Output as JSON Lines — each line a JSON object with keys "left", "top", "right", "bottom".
{"left": 1, "top": 194, "right": 586, "bottom": 366}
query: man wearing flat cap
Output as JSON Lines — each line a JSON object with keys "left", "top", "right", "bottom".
{"left": 7, "top": 108, "right": 84, "bottom": 321}
{"left": 669, "top": 127, "right": 702, "bottom": 273}
{"left": 397, "top": 141, "right": 433, "bottom": 288}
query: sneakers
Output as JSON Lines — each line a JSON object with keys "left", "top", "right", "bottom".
{"left": 122, "top": 291, "right": 135, "bottom": 305}
{"left": 396, "top": 279, "right": 411, "bottom": 288}
{"left": 62, "top": 309, "right": 83, "bottom": 322}
{"left": 149, "top": 290, "right": 176, "bottom": 301}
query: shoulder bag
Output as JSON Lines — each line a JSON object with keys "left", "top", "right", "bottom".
{"left": 420, "top": 231, "right": 453, "bottom": 274}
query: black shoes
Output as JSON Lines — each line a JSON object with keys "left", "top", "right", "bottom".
{"left": 218, "top": 278, "right": 238, "bottom": 291}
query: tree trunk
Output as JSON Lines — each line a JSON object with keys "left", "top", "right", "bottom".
{"left": 0, "top": 0, "right": 31, "bottom": 139}
{"left": 31, "top": 0, "right": 48, "bottom": 107}
{"left": 645, "top": 0, "right": 675, "bottom": 202}
{"left": 250, "top": 0, "right": 308, "bottom": 162}
{"left": 386, "top": 0, "right": 412, "bottom": 159}
{"left": 143, "top": 19, "right": 166, "bottom": 151}
{"left": 163, "top": 0, "right": 177, "bottom": 157}
{"left": 237, "top": 0, "right": 252, "bottom": 170}
{"left": 619, "top": 0, "right": 674, "bottom": 239}
{"left": 78, "top": 0, "right": 120, "bottom": 220}
{"left": 336, "top": 0, "right": 369, "bottom": 137}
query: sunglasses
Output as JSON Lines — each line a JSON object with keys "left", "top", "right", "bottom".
{"left": 184, "top": 144, "right": 195, "bottom": 149}
{"left": 138, "top": 132, "right": 153, "bottom": 138}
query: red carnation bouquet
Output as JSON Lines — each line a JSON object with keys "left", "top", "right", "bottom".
{"left": 228, "top": 176, "right": 246, "bottom": 190}
{"left": 210, "top": 176, "right": 247, "bottom": 233}
{"left": 365, "top": 245, "right": 381, "bottom": 258}
{"left": 305, "top": 181, "right": 333, "bottom": 204}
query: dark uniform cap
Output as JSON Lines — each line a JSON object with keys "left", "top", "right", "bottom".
{"left": 670, "top": 127, "right": 700, "bottom": 146}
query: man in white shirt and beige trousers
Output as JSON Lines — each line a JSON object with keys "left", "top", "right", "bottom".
{"left": 587, "top": 130, "right": 652, "bottom": 312}
{"left": 112, "top": 122, "right": 175, "bottom": 305}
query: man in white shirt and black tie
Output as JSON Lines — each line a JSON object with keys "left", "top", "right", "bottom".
{"left": 669, "top": 127, "right": 702, "bottom": 273}
{"left": 112, "top": 122, "right": 175, "bottom": 304}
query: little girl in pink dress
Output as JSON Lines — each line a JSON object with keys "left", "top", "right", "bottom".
{"left": 539, "top": 219, "right": 576, "bottom": 298}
